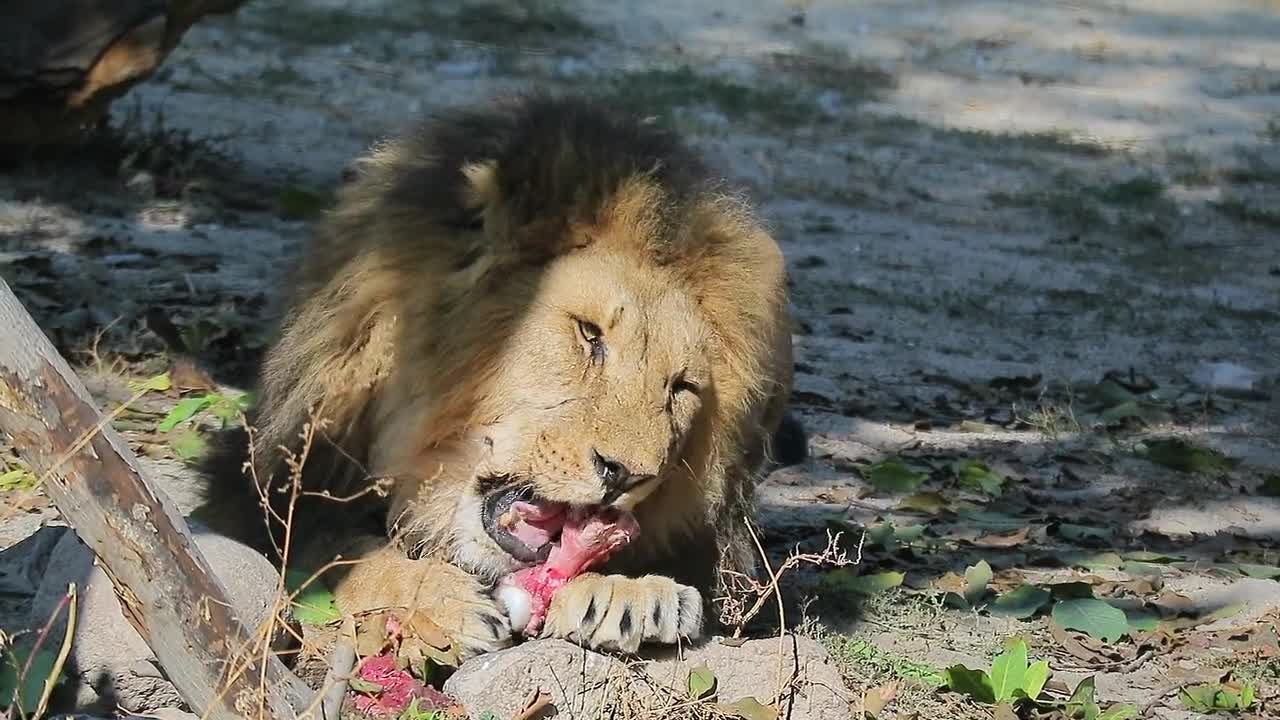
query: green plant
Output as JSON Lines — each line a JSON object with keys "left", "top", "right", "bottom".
{"left": 943, "top": 637, "right": 1049, "bottom": 710}
{"left": 1179, "top": 681, "right": 1256, "bottom": 713}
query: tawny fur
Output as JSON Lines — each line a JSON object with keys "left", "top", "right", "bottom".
{"left": 194, "top": 93, "right": 799, "bottom": 657}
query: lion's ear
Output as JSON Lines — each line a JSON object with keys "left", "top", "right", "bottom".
{"left": 460, "top": 159, "right": 500, "bottom": 213}
{"left": 460, "top": 157, "right": 580, "bottom": 261}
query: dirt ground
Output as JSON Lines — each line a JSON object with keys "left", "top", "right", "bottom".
{"left": 2, "top": 1, "right": 1279, "bottom": 718}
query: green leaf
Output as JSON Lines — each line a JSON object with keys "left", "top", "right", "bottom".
{"left": 1202, "top": 603, "right": 1245, "bottom": 623}
{"left": 687, "top": 664, "right": 717, "bottom": 699}
{"left": 1138, "top": 438, "right": 1235, "bottom": 474}
{"left": 944, "top": 664, "right": 995, "bottom": 704}
{"left": 1124, "top": 609, "right": 1159, "bottom": 632}
{"left": 1056, "top": 523, "right": 1114, "bottom": 543}
{"left": 1121, "top": 560, "right": 1168, "bottom": 577}
{"left": 959, "top": 511, "right": 1026, "bottom": 532}
{"left": 895, "top": 491, "right": 949, "bottom": 514}
{"left": 1240, "top": 682, "right": 1255, "bottom": 709}
{"left": 964, "top": 560, "right": 993, "bottom": 606}
{"left": 1122, "top": 551, "right": 1180, "bottom": 563}
{"left": 989, "top": 585, "right": 1052, "bottom": 619}
{"left": 821, "top": 570, "right": 904, "bottom": 596}
{"left": 955, "top": 460, "right": 1005, "bottom": 496}
{"left": 1234, "top": 563, "right": 1280, "bottom": 579}
{"left": 867, "top": 458, "right": 927, "bottom": 495}
{"left": 170, "top": 429, "right": 208, "bottom": 463}
{"left": 348, "top": 677, "right": 383, "bottom": 694}
{"left": 1177, "top": 684, "right": 1220, "bottom": 712}
{"left": 1063, "top": 551, "right": 1124, "bottom": 571}
{"left": 1097, "top": 704, "right": 1138, "bottom": 720}
{"left": 1066, "top": 676, "right": 1100, "bottom": 720}
{"left": 1259, "top": 474, "right": 1280, "bottom": 497}
{"left": 285, "top": 569, "right": 341, "bottom": 625}
{"left": 1047, "top": 581, "right": 1095, "bottom": 600}
{"left": 1020, "top": 659, "right": 1050, "bottom": 702}
{"left": 157, "top": 394, "right": 215, "bottom": 432}
{"left": 129, "top": 371, "right": 172, "bottom": 393}
{"left": 1052, "top": 599, "right": 1129, "bottom": 643}
{"left": 717, "top": 697, "right": 779, "bottom": 720}
{"left": 989, "top": 638, "right": 1028, "bottom": 702}
{"left": 0, "top": 469, "right": 38, "bottom": 492}
{"left": 0, "top": 642, "right": 61, "bottom": 714}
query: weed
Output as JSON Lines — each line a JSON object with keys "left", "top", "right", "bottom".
{"left": 1213, "top": 198, "right": 1280, "bottom": 228}
{"left": 768, "top": 42, "right": 895, "bottom": 101}
{"left": 818, "top": 631, "right": 946, "bottom": 687}
{"left": 593, "top": 66, "right": 818, "bottom": 129}
{"left": 1093, "top": 176, "right": 1166, "bottom": 205}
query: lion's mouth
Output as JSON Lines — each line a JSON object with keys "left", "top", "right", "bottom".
{"left": 481, "top": 484, "right": 568, "bottom": 564}
{"left": 479, "top": 482, "right": 638, "bottom": 569}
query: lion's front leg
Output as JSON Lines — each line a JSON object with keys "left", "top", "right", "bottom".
{"left": 327, "top": 538, "right": 513, "bottom": 660}
{"left": 538, "top": 572, "right": 703, "bottom": 653}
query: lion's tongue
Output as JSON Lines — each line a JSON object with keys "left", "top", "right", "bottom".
{"left": 499, "top": 507, "right": 639, "bottom": 635}
{"left": 507, "top": 501, "right": 565, "bottom": 549}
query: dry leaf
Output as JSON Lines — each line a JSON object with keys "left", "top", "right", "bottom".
{"left": 973, "top": 526, "right": 1032, "bottom": 548}
{"left": 863, "top": 680, "right": 900, "bottom": 717}
{"left": 170, "top": 357, "right": 217, "bottom": 393}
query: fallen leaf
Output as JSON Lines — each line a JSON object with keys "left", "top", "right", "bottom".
{"left": 688, "top": 665, "right": 717, "bottom": 699}
{"left": 1259, "top": 474, "right": 1280, "bottom": 497}
{"left": 944, "top": 665, "right": 994, "bottom": 704}
{"left": 954, "top": 459, "right": 1006, "bottom": 496}
{"left": 1062, "top": 552, "right": 1124, "bottom": 571}
{"left": 157, "top": 395, "right": 215, "bottom": 432}
{"left": 823, "top": 570, "right": 905, "bottom": 596}
{"left": 285, "top": 569, "right": 340, "bottom": 626}
{"left": 993, "top": 704, "right": 1019, "bottom": 720}
{"left": 1054, "top": 523, "right": 1115, "bottom": 544}
{"left": 867, "top": 458, "right": 927, "bottom": 495}
{"left": 1053, "top": 599, "right": 1130, "bottom": 643}
{"left": 974, "top": 526, "right": 1031, "bottom": 548}
{"left": 990, "top": 585, "right": 1052, "bottom": 619}
{"left": 862, "top": 681, "right": 899, "bottom": 717}
{"left": 1234, "top": 563, "right": 1280, "bottom": 580}
{"left": 1138, "top": 438, "right": 1236, "bottom": 475}
{"left": 964, "top": 560, "right": 993, "bottom": 606}
{"left": 170, "top": 357, "right": 217, "bottom": 393}
{"left": 170, "top": 429, "right": 208, "bottom": 463}
{"left": 128, "top": 371, "right": 172, "bottom": 394}
{"left": 717, "top": 697, "right": 779, "bottom": 720}
{"left": 896, "top": 491, "right": 949, "bottom": 514}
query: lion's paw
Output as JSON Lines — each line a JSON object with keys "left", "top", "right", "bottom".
{"left": 333, "top": 551, "right": 513, "bottom": 660}
{"left": 539, "top": 572, "right": 702, "bottom": 653}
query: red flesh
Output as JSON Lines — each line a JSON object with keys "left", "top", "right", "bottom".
{"left": 499, "top": 505, "right": 639, "bottom": 635}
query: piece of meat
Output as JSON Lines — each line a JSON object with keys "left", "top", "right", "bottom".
{"left": 495, "top": 506, "right": 639, "bottom": 636}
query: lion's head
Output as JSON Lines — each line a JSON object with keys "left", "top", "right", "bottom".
{"left": 250, "top": 95, "right": 794, "bottom": 586}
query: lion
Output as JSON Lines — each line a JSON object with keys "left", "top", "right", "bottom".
{"left": 193, "top": 93, "right": 806, "bottom": 661}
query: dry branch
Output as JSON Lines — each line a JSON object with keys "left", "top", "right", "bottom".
{"left": 0, "top": 278, "right": 313, "bottom": 719}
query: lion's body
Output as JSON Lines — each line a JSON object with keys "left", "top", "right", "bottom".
{"left": 194, "top": 94, "right": 802, "bottom": 658}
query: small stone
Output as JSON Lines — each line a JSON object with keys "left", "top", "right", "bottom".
{"left": 1190, "top": 361, "right": 1263, "bottom": 396}
{"left": 29, "top": 521, "right": 285, "bottom": 715}
{"left": 124, "top": 171, "right": 156, "bottom": 200}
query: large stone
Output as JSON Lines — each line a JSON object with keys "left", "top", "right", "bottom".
{"left": 28, "top": 522, "right": 283, "bottom": 715}
{"left": 442, "top": 635, "right": 852, "bottom": 720}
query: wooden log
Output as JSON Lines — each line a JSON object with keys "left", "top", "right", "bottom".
{"left": 0, "top": 277, "right": 314, "bottom": 719}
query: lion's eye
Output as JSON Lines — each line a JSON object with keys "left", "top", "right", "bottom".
{"left": 576, "top": 319, "right": 605, "bottom": 364}
{"left": 670, "top": 374, "right": 700, "bottom": 397}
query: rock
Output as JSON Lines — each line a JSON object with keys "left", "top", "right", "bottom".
{"left": 442, "top": 636, "right": 851, "bottom": 720}
{"left": 29, "top": 521, "right": 284, "bottom": 715}
{"left": 1190, "top": 361, "right": 1264, "bottom": 397}
{"left": 124, "top": 171, "right": 157, "bottom": 200}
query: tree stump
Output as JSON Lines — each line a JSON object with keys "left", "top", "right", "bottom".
{"left": 0, "top": 0, "right": 248, "bottom": 147}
